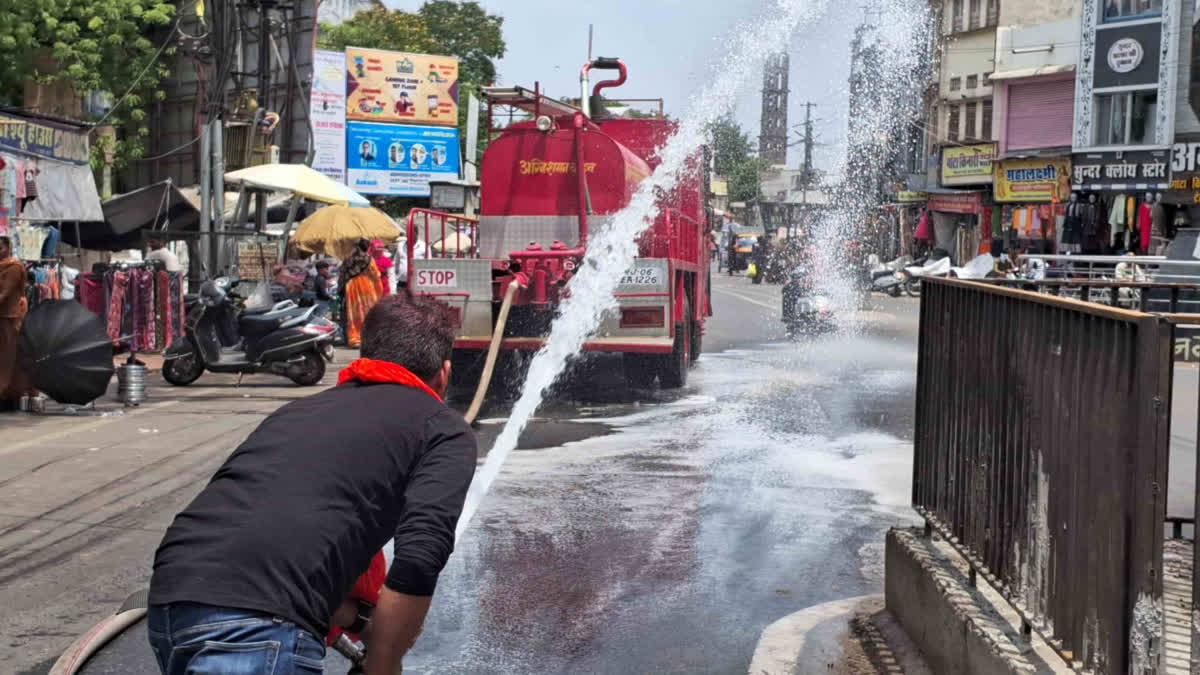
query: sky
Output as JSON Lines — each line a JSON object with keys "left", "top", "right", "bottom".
{"left": 383, "top": 0, "right": 867, "bottom": 173}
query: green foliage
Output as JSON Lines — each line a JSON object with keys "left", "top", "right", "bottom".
{"left": 417, "top": 1, "right": 504, "bottom": 87}
{"left": 317, "top": 7, "right": 441, "bottom": 55}
{"left": 0, "top": 0, "right": 177, "bottom": 165}
{"left": 708, "top": 116, "right": 753, "bottom": 178}
{"left": 729, "top": 157, "right": 765, "bottom": 203}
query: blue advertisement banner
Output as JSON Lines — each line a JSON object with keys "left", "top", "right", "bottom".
{"left": 345, "top": 121, "right": 459, "bottom": 196}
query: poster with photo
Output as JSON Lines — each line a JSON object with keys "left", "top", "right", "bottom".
{"left": 346, "top": 121, "right": 460, "bottom": 196}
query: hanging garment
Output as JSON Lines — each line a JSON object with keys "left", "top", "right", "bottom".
{"left": 76, "top": 274, "right": 105, "bottom": 316}
{"left": 106, "top": 271, "right": 128, "bottom": 342}
{"left": 157, "top": 271, "right": 170, "bottom": 348}
{"left": 1138, "top": 202, "right": 1153, "bottom": 253}
{"left": 40, "top": 225, "right": 59, "bottom": 259}
{"left": 914, "top": 210, "right": 932, "bottom": 240}
{"left": 1109, "top": 193, "right": 1127, "bottom": 246}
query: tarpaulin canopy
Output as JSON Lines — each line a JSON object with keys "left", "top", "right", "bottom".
{"left": 18, "top": 159, "right": 104, "bottom": 223}
{"left": 225, "top": 164, "right": 370, "bottom": 207}
{"left": 62, "top": 181, "right": 200, "bottom": 251}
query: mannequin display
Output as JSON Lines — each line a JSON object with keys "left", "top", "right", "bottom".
{"left": 1082, "top": 194, "right": 1104, "bottom": 254}
{"left": 1150, "top": 193, "right": 1167, "bottom": 255}
{"left": 1138, "top": 192, "right": 1154, "bottom": 254}
{"left": 1062, "top": 192, "right": 1083, "bottom": 254}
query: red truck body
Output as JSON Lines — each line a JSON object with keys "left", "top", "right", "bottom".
{"left": 406, "top": 59, "right": 711, "bottom": 387}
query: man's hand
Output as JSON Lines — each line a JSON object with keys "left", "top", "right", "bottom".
{"left": 363, "top": 587, "right": 432, "bottom": 675}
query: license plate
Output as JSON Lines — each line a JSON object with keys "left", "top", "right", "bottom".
{"left": 415, "top": 268, "right": 458, "bottom": 288}
{"left": 620, "top": 266, "right": 662, "bottom": 286}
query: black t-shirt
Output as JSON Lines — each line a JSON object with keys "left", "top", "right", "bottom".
{"left": 149, "top": 381, "right": 477, "bottom": 638}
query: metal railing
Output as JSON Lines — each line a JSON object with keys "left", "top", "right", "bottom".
{"left": 913, "top": 277, "right": 1173, "bottom": 672}
{"left": 405, "top": 208, "right": 480, "bottom": 262}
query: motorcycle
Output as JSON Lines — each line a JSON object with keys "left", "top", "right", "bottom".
{"left": 867, "top": 254, "right": 911, "bottom": 297}
{"left": 163, "top": 277, "right": 336, "bottom": 387}
{"left": 781, "top": 262, "right": 835, "bottom": 334}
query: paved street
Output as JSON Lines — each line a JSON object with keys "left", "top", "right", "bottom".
{"left": 2, "top": 271, "right": 924, "bottom": 674}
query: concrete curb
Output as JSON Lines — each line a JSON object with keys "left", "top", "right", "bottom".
{"left": 749, "top": 594, "right": 878, "bottom": 674}
{"left": 885, "top": 527, "right": 1070, "bottom": 675}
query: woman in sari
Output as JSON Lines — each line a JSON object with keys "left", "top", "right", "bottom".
{"left": 339, "top": 238, "right": 382, "bottom": 348}
{"left": 368, "top": 239, "right": 392, "bottom": 296}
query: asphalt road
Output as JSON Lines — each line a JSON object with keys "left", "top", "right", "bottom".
{"left": 0, "top": 269, "right": 924, "bottom": 674}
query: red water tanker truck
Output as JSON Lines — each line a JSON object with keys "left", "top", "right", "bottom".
{"left": 405, "top": 58, "right": 712, "bottom": 389}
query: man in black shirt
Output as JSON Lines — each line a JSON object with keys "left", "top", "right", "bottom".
{"left": 148, "top": 294, "right": 477, "bottom": 674}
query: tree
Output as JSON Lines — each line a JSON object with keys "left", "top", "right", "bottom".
{"left": 708, "top": 116, "right": 753, "bottom": 178}
{"left": 729, "top": 157, "right": 764, "bottom": 203}
{"left": 0, "top": 0, "right": 177, "bottom": 165}
{"left": 317, "top": 7, "right": 441, "bottom": 54}
{"left": 417, "top": 1, "right": 505, "bottom": 87}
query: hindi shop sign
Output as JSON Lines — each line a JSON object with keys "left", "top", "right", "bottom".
{"left": 345, "top": 47, "right": 459, "bottom": 127}
{"left": 941, "top": 143, "right": 996, "bottom": 186}
{"left": 309, "top": 49, "right": 347, "bottom": 183}
{"left": 1107, "top": 38, "right": 1145, "bottom": 74}
{"left": 993, "top": 158, "right": 1072, "bottom": 202}
{"left": 0, "top": 111, "right": 89, "bottom": 164}
{"left": 346, "top": 121, "right": 460, "bottom": 197}
{"left": 1169, "top": 138, "right": 1200, "bottom": 203}
{"left": 1071, "top": 150, "right": 1170, "bottom": 190}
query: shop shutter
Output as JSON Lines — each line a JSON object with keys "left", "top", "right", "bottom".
{"left": 1006, "top": 79, "right": 1073, "bottom": 150}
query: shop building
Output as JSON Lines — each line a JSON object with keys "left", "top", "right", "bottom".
{"left": 1069, "top": 0, "right": 1179, "bottom": 253}
{"left": 932, "top": 142, "right": 997, "bottom": 263}
{"left": 1166, "top": 3, "right": 1200, "bottom": 228}
{"left": 988, "top": 1, "right": 1078, "bottom": 253}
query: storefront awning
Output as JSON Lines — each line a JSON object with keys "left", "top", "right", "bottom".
{"left": 926, "top": 189, "right": 983, "bottom": 214}
{"left": 988, "top": 64, "right": 1075, "bottom": 81}
{"left": 17, "top": 159, "right": 104, "bottom": 222}
{"left": 62, "top": 180, "right": 199, "bottom": 251}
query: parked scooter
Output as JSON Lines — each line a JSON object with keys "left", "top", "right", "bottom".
{"left": 163, "top": 277, "right": 336, "bottom": 386}
{"left": 897, "top": 249, "right": 952, "bottom": 297}
{"left": 868, "top": 254, "right": 911, "bottom": 297}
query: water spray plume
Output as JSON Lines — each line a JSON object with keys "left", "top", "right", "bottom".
{"left": 456, "top": 0, "right": 928, "bottom": 539}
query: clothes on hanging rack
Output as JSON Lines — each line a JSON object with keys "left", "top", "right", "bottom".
{"left": 78, "top": 262, "right": 185, "bottom": 351}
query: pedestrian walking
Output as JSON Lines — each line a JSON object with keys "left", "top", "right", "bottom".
{"left": 0, "top": 236, "right": 33, "bottom": 411}
{"left": 147, "top": 294, "right": 477, "bottom": 675}
{"left": 340, "top": 238, "right": 383, "bottom": 347}
{"left": 369, "top": 239, "right": 393, "bottom": 296}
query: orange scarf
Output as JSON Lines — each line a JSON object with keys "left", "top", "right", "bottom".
{"left": 336, "top": 357, "right": 442, "bottom": 402}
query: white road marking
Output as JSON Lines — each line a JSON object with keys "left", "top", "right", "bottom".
{"left": 748, "top": 594, "right": 878, "bottom": 674}
{"left": 713, "top": 285, "right": 781, "bottom": 312}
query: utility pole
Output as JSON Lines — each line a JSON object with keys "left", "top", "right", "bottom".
{"left": 788, "top": 101, "right": 817, "bottom": 236}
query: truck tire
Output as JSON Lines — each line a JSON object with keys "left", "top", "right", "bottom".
{"left": 658, "top": 298, "right": 691, "bottom": 389}
{"left": 690, "top": 319, "right": 702, "bottom": 363}
{"left": 623, "top": 354, "right": 657, "bottom": 389}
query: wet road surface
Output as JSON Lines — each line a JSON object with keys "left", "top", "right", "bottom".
{"left": 403, "top": 274, "right": 922, "bottom": 673}
{"left": 3, "top": 271, "right": 923, "bottom": 674}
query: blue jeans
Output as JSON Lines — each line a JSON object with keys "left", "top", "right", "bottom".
{"left": 147, "top": 603, "right": 326, "bottom": 674}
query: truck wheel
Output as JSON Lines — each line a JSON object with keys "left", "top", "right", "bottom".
{"left": 658, "top": 299, "right": 691, "bottom": 389}
{"left": 689, "top": 320, "right": 702, "bottom": 363}
{"left": 623, "top": 354, "right": 657, "bottom": 389}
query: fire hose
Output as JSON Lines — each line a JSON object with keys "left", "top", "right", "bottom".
{"left": 464, "top": 280, "right": 523, "bottom": 425}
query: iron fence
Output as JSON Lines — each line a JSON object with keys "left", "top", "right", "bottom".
{"left": 913, "top": 277, "right": 1173, "bottom": 672}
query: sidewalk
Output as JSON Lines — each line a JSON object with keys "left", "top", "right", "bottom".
{"left": 0, "top": 354, "right": 352, "bottom": 673}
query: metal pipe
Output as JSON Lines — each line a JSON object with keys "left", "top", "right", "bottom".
{"left": 579, "top": 64, "right": 591, "bottom": 118}
{"left": 573, "top": 114, "right": 589, "bottom": 249}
